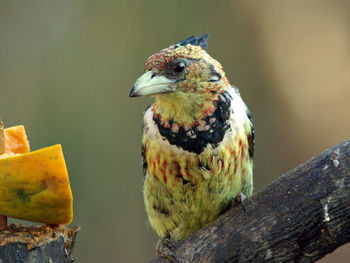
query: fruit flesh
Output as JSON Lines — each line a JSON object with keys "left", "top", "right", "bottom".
{"left": 0, "top": 125, "right": 73, "bottom": 224}
{"left": 0, "top": 144, "right": 73, "bottom": 224}
{"left": 4, "top": 125, "right": 30, "bottom": 154}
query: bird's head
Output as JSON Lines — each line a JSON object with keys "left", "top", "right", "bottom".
{"left": 130, "top": 34, "right": 230, "bottom": 126}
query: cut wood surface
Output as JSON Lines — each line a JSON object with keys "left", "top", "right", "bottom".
{"left": 150, "top": 139, "right": 350, "bottom": 263}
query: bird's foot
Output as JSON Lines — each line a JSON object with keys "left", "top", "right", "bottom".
{"left": 156, "top": 237, "right": 180, "bottom": 263}
{"left": 231, "top": 192, "right": 247, "bottom": 212}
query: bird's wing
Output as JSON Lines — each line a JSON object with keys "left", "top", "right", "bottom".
{"left": 246, "top": 107, "right": 255, "bottom": 158}
{"left": 230, "top": 85, "right": 254, "bottom": 158}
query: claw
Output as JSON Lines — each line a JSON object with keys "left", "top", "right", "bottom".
{"left": 231, "top": 192, "right": 247, "bottom": 212}
{"left": 238, "top": 192, "right": 247, "bottom": 212}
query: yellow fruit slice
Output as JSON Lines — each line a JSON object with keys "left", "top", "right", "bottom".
{"left": 0, "top": 144, "right": 73, "bottom": 224}
{"left": 4, "top": 125, "right": 30, "bottom": 154}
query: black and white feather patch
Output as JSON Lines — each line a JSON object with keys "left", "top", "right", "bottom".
{"left": 153, "top": 91, "right": 232, "bottom": 154}
{"left": 208, "top": 64, "right": 221, "bottom": 82}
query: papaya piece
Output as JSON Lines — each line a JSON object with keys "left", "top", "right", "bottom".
{"left": 4, "top": 125, "right": 30, "bottom": 154}
{"left": 0, "top": 144, "right": 73, "bottom": 224}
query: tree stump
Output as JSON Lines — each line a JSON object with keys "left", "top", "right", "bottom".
{"left": 0, "top": 224, "right": 79, "bottom": 263}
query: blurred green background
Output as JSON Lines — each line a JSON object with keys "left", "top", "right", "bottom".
{"left": 1, "top": 0, "right": 349, "bottom": 262}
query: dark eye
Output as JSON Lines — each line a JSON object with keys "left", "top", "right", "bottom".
{"left": 173, "top": 61, "right": 186, "bottom": 74}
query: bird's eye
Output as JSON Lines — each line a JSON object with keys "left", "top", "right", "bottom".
{"left": 173, "top": 61, "right": 186, "bottom": 74}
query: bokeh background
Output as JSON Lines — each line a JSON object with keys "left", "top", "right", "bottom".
{"left": 1, "top": 0, "right": 349, "bottom": 262}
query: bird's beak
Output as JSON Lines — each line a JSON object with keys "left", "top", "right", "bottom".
{"left": 129, "top": 71, "right": 175, "bottom": 97}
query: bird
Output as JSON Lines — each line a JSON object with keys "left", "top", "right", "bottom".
{"left": 130, "top": 34, "right": 254, "bottom": 241}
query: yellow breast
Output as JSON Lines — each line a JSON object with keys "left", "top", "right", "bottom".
{"left": 142, "top": 125, "right": 253, "bottom": 239}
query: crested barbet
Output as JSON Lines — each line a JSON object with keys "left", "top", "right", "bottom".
{"left": 130, "top": 34, "right": 254, "bottom": 240}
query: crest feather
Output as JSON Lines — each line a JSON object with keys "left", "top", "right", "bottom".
{"left": 175, "top": 34, "right": 209, "bottom": 49}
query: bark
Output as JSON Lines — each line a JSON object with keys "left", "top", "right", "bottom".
{"left": 0, "top": 224, "right": 79, "bottom": 263}
{"left": 150, "top": 139, "right": 350, "bottom": 263}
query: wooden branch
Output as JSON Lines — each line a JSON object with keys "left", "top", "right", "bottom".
{"left": 150, "top": 139, "right": 350, "bottom": 263}
{"left": 0, "top": 120, "right": 7, "bottom": 230}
